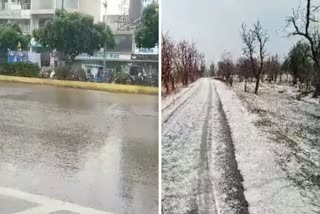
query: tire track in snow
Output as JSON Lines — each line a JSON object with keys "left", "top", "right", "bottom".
{"left": 197, "top": 80, "right": 218, "bottom": 214}
{"left": 162, "top": 78, "right": 249, "bottom": 214}
{"left": 162, "top": 79, "right": 211, "bottom": 213}
{"left": 210, "top": 80, "right": 249, "bottom": 214}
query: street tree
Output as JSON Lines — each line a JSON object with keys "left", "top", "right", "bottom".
{"left": 134, "top": 2, "right": 159, "bottom": 48}
{"left": 241, "top": 20, "right": 269, "bottom": 94}
{"left": 37, "top": 10, "right": 114, "bottom": 64}
{"left": 94, "top": 22, "right": 115, "bottom": 71}
{"left": 94, "top": 22, "right": 115, "bottom": 50}
{"left": 0, "top": 24, "right": 29, "bottom": 58}
{"left": 287, "top": 0, "right": 320, "bottom": 96}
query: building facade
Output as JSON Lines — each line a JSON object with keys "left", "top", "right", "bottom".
{"left": 0, "top": 0, "right": 101, "bottom": 34}
{"left": 74, "top": 0, "right": 158, "bottom": 76}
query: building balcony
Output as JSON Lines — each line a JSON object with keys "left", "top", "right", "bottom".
{"left": 30, "top": 0, "right": 79, "bottom": 15}
{"left": 0, "top": 9, "right": 30, "bottom": 19}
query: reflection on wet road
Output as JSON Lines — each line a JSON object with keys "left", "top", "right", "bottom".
{"left": 0, "top": 82, "right": 158, "bottom": 214}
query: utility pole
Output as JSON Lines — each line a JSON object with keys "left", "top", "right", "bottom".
{"left": 103, "top": 0, "right": 108, "bottom": 72}
{"left": 61, "top": 0, "right": 64, "bottom": 10}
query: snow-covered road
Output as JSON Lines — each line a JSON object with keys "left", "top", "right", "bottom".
{"left": 162, "top": 78, "right": 319, "bottom": 214}
{"left": 162, "top": 78, "right": 249, "bottom": 214}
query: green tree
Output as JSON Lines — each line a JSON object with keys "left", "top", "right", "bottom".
{"left": 37, "top": 10, "right": 114, "bottom": 62}
{"left": 94, "top": 22, "right": 115, "bottom": 50}
{"left": 0, "top": 24, "right": 29, "bottom": 55}
{"left": 288, "top": 41, "right": 313, "bottom": 85}
{"left": 134, "top": 3, "right": 159, "bottom": 48}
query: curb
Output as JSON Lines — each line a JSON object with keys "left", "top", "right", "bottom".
{"left": 0, "top": 75, "right": 158, "bottom": 95}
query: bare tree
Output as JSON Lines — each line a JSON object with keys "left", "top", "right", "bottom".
{"left": 176, "top": 41, "right": 189, "bottom": 85}
{"left": 162, "top": 34, "right": 204, "bottom": 95}
{"left": 237, "top": 57, "right": 256, "bottom": 91}
{"left": 161, "top": 33, "right": 175, "bottom": 95}
{"left": 287, "top": 0, "right": 320, "bottom": 96}
{"left": 241, "top": 20, "right": 269, "bottom": 94}
{"left": 175, "top": 41, "right": 203, "bottom": 86}
{"left": 199, "top": 53, "right": 206, "bottom": 78}
{"left": 209, "top": 62, "right": 215, "bottom": 77}
{"left": 265, "top": 55, "right": 282, "bottom": 83}
{"left": 217, "top": 52, "right": 235, "bottom": 85}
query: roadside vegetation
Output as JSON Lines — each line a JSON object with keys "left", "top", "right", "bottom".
{"left": 209, "top": 0, "right": 320, "bottom": 102}
{"left": 33, "top": 10, "right": 115, "bottom": 65}
{"left": 135, "top": 2, "right": 159, "bottom": 48}
{"left": 0, "top": 3, "right": 159, "bottom": 87}
{"left": 162, "top": 33, "right": 206, "bottom": 95}
{"left": 0, "top": 62, "right": 39, "bottom": 77}
{"left": 209, "top": 0, "right": 320, "bottom": 198}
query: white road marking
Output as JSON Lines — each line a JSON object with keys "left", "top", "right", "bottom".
{"left": 14, "top": 206, "right": 58, "bottom": 214}
{"left": 0, "top": 187, "right": 113, "bottom": 214}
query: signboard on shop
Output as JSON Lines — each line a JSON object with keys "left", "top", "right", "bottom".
{"left": 75, "top": 53, "right": 131, "bottom": 61}
{"left": 131, "top": 54, "right": 158, "bottom": 61}
{"left": 134, "top": 47, "right": 159, "bottom": 55}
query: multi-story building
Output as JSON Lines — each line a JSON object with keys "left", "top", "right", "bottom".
{"left": 0, "top": 0, "right": 101, "bottom": 34}
{"left": 75, "top": 0, "right": 158, "bottom": 76}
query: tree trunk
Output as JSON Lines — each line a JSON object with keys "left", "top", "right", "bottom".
{"left": 314, "top": 78, "right": 320, "bottom": 97}
{"left": 313, "top": 64, "right": 320, "bottom": 97}
{"left": 171, "top": 75, "right": 175, "bottom": 91}
{"left": 165, "top": 82, "right": 169, "bottom": 95}
{"left": 255, "top": 77, "right": 260, "bottom": 94}
{"left": 244, "top": 79, "right": 247, "bottom": 92}
{"left": 293, "top": 76, "right": 297, "bottom": 86}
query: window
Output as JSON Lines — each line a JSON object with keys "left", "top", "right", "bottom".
{"left": 56, "top": 0, "right": 79, "bottom": 10}
{"left": 113, "top": 34, "right": 133, "bottom": 52}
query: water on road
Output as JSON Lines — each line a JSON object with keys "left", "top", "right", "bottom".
{"left": 0, "top": 82, "right": 158, "bottom": 214}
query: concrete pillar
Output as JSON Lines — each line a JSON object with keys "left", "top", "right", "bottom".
{"left": 7, "top": 0, "right": 12, "bottom": 9}
{"left": 0, "top": 0, "right": 4, "bottom": 10}
{"left": 30, "top": 15, "right": 39, "bottom": 32}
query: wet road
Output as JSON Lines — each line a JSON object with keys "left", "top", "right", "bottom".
{"left": 162, "top": 78, "right": 248, "bottom": 214}
{"left": 0, "top": 82, "right": 158, "bottom": 214}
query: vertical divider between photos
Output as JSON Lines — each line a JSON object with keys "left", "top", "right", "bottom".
{"left": 158, "top": 0, "right": 162, "bottom": 213}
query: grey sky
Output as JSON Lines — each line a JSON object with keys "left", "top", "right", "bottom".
{"left": 162, "top": 0, "right": 302, "bottom": 63}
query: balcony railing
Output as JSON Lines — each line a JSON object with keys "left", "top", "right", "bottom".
{"left": 0, "top": 3, "right": 31, "bottom": 10}
{"left": 0, "top": 9, "right": 30, "bottom": 19}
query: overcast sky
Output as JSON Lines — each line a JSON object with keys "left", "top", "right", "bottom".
{"left": 162, "top": 0, "right": 303, "bottom": 63}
